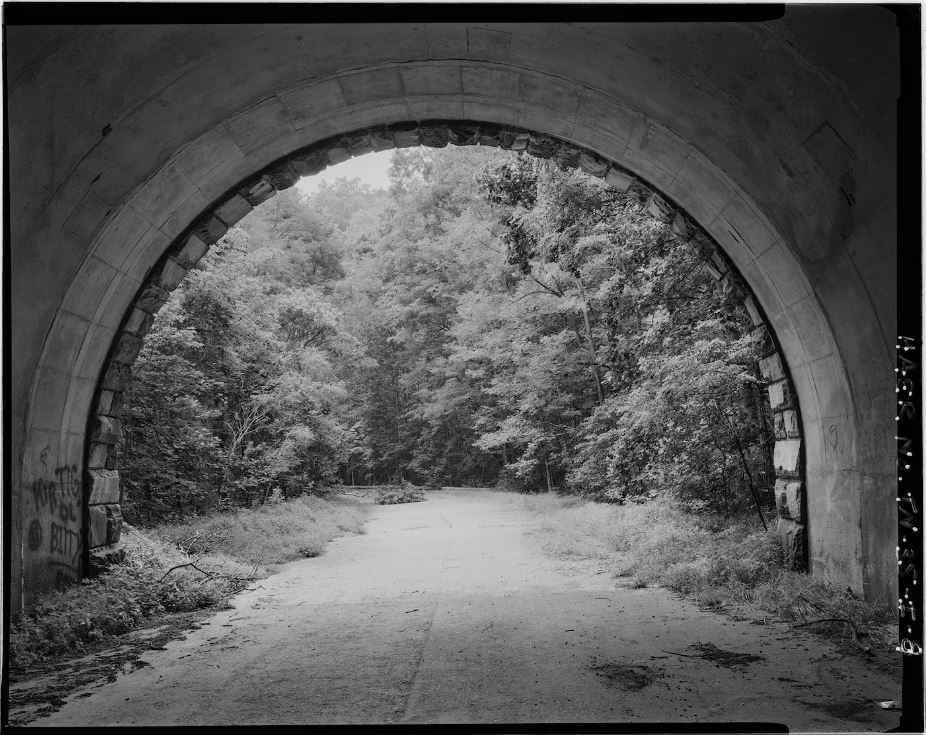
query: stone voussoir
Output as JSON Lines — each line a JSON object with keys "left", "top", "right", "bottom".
{"left": 214, "top": 194, "right": 254, "bottom": 227}
{"left": 91, "top": 415, "right": 122, "bottom": 445}
{"left": 88, "top": 469, "right": 120, "bottom": 505}
{"left": 112, "top": 332, "right": 144, "bottom": 365}
{"left": 191, "top": 215, "right": 229, "bottom": 245}
{"left": 170, "top": 233, "right": 211, "bottom": 270}
{"left": 774, "top": 438, "right": 802, "bottom": 478}
{"left": 239, "top": 177, "right": 277, "bottom": 207}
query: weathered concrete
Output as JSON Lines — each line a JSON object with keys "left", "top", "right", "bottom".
{"left": 24, "top": 491, "right": 901, "bottom": 729}
{"left": 8, "top": 16, "right": 899, "bottom": 610}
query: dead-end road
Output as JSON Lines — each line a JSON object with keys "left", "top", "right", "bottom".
{"left": 28, "top": 489, "right": 901, "bottom": 729}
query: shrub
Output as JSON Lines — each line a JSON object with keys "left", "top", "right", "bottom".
{"left": 375, "top": 482, "right": 425, "bottom": 505}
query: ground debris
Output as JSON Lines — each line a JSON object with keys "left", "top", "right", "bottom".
{"left": 589, "top": 660, "right": 663, "bottom": 690}
{"left": 660, "top": 641, "right": 765, "bottom": 669}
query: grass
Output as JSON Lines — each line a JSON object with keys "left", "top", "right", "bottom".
{"left": 509, "top": 491, "right": 897, "bottom": 657}
{"left": 153, "top": 493, "right": 369, "bottom": 564}
{"left": 9, "top": 493, "right": 369, "bottom": 675}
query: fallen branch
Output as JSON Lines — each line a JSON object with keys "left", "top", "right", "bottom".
{"left": 159, "top": 561, "right": 211, "bottom": 582}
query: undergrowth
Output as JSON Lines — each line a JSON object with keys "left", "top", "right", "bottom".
{"left": 375, "top": 482, "right": 426, "bottom": 505}
{"left": 154, "top": 493, "right": 368, "bottom": 564}
{"left": 9, "top": 494, "right": 368, "bottom": 674}
{"left": 512, "top": 492, "right": 896, "bottom": 655}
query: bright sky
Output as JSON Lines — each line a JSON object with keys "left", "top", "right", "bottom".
{"left": 295, "top": 149, "right": 394, "bottom": 195}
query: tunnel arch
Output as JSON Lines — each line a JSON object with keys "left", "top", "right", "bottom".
{"left": 10, "top": 20, "right": 897, "bottom": 610}
{"left": 77, "top": 119, "right": 809, "bottom": 577}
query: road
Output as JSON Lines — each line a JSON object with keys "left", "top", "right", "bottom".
{"left": 31, "top": 489, "right": 901, "bottom": 729}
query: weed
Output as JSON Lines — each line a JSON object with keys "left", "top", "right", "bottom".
{"left": 10, "top": 493, "right": 369, "bottom": 676}
{"left": 512, "top": 491, "right": 896, "bottom": 655}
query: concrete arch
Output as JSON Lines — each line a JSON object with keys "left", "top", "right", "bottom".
{"left": 9, "top": 17, "right": 897, "bottom": 611}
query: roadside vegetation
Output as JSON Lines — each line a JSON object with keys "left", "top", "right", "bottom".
{"left": 9, "top": 494, "right": 368, "bottom": 675}
{"left": 13, "top": 144, "right": 873, "bottom": 681}
{"left": 507, "top": 492, "right": 896, "bottom": 658}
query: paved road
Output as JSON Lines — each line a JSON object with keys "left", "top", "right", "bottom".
{"left": 33, "top": 489, "right": 901, "bottom": 729}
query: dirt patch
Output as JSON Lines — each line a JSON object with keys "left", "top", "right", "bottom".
{"left": 811, "top": 699, "right": 876, "bottom": 722}
{"left": 589, "top": 660, "right": 663, "bottom": 690}
{"left": 7, "top": 608, "right": 218, "bottom": 727}
{"left": 690, "top": 641, "right": 765, "bottom": 668}
{"left": 659, "top": 641, "right": 766, "bottom": 670}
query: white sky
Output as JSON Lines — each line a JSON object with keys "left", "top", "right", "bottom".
{"left": 295, "top": 149, "right": 394, "bottom": 195}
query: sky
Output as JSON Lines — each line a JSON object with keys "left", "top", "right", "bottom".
{"left": 295, "top": 149, "right": 394, "bottom": 195}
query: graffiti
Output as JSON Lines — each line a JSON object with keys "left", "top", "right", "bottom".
{"left": 50, "top": 522, "right": 81, "bottom": 566}
{"left": 27, "top": 519, "right": 43, "bottom": 551}
{"left": 27, "top": 464, "right": 82, "bottom": 575}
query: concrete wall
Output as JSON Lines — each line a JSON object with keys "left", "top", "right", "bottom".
{"left": 7, "top": 15, "right": 898, "bottom": 611}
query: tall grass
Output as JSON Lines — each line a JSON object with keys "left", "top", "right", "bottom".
{"left": 153, "top": 494, "right": 368, "bottom": 565}
{"left": 10, "top": 494, "right": 369, "bottom": 674}
{"left": 513, "top": 492, "right": 896, "bottom": 654}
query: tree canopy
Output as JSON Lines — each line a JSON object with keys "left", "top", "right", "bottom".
{"left": 120, "top": 147, "right": 774, "bottom": 525}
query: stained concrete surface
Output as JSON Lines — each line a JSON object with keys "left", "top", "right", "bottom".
{"left": 29, "top": 490, "right": 901, "bottom": 729}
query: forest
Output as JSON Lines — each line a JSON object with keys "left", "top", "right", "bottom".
{"left": 119, "top": 146, "right": 774, "bottom": 526}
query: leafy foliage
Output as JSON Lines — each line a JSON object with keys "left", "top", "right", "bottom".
{"left": 120, "top": 145, "right": 773, "bottom": 525}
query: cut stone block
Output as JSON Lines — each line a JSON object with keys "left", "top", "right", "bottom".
{"left": 671, "top": 211, "right": 692, "bottom": 239}
{"left": 704, "top": 262, "right": 724, "bottom": 280}
{"left": 87, "top": 442, "right": 109, "bottom": 470}
{"left": 89, "top": 505, "right": 109, "bottom": 547}
{"left": 553, "top": 146, "right": 580, "bottom": 169}
{"left": 150, "top": 257, "right": 188, "bottom": 292}
{"left": 91, "top": 415, "right": 122, "bottom": 445}
{"left": 88, "top": 469, "right": 120, "bottom": 504}
{"left": 777, "top": 517, "right": 807, "bottom": 570}
{"left": 759, "top": 352, "right": 785, "bottom": 382}
{"left": 782, "top": 409, "right": 800, "bottom": 438}
{"left": 368, "top": 128, "right": 396, "bottom": 151}
{"left": 749, "top": 325, "right": 775, "bottom": 357}
{"left": 289, "top": 149, "right": 329, "bottom": 178}
{"left": 124, "top": 307, "right": 155, "bottom": 337}
{"left": 112, "top": 332, "right": 143, "bottom": 364}
{"left": 341, "top": 133, "right": 373, "bottom": 157}
{"left": 773, "top": 411, "right": 788, "bottom": 440}
{"left": 477, "top": 127, "right": 501, "bottom": 147}
{"left": 418, "top": 125, "right": 449, "bottom": 148}
{"left": 327, "top": 146, "right": 350, "bottom": 165}
{"left": 135, "top": 283, "right": 170, "bottom": 314}
{"left": 509, "top": 133, "right": 529, "bottom": 152}
{"left": 647, "top": 194, "right": 674, "bottom": 222}
{"left": 579, "top": 152, "right": 608, "bottom": 177}
{"left": 768, "top": 379, "right": 793, "bottom": 410}
{"left": 105, "top": 445, "right": 120, "bottom": 470}
{"left": 719, "top": 273, "right": 745, "bottom": 299}
{"left": 89, "top": 542, "right": 126, "bottom": 573}
{"left": 774, "top": 438, "right": 802, "bottom": 477}
{"left": 743, "top": 296, "right": 763, "bottom": 327}
{"left": 239, "top": 177, "right": 276, "bottom": 206}
{"left": 774, "top": 479, "right": 804, "bottom": 521}
{"left": 214, "top": 194, "right": 253, "bottom": 227}
{"left": 96, "top": 389, "right": 124, "bottom": 416}
{"left": 101, "top": 362, "right": 132, "bottom": 392}
{"left": 262, "top": 161, "right": 301, "bottom": 191}
{"left": 709, "top": 248, "right": 728, "bottom": 275}
{"left": 393, "top": 124, "right": 420, "bottom": 148}
{"left": 605, "top": 167, "right": 634, "bottom": 191}
{"left": 106, "top": 505, "right": 123, "bottom": 545}
{"left": 191, "top": 215, "right": 228, "bottom": 245}
{"left": 526, "top": 133, "right": 557, "bottom": 159}
{"left": 171, "top": 234, "right": 210, "bottom": 269}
